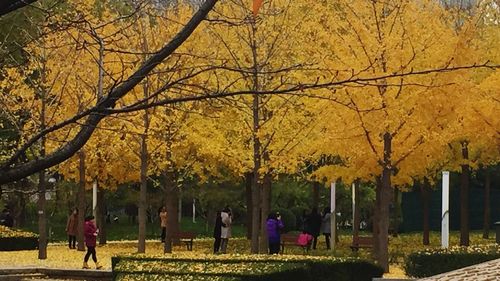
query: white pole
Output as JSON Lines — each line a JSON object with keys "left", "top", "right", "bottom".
{"left": 92, "top": 180, "right": 97, "bottom": 218}
{"left": 442, "top": 171, "right": 450, "bottom": 249}
{"left": 192, "top": 198, "right": 196, "bottom": 223}
{"left": 352, "top": 182, "right": 355, "bottom": 232}
{"left": 330, "top": 182, "right": 336, "bottom": 250}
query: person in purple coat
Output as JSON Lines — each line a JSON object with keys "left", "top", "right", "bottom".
{"left": 266, "top": 212, "right": 284, "bottom": 254}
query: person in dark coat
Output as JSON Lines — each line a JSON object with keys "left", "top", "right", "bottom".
{"left": 266, "top": 212, "right": 284, "bottom": 254}
{"left": 0, "top": 209, "right": 13, "bottom": 227}
{"left": 83, "top": 216, "right": 102, "bottom": 269}
{"left": 213, "top": 211, "right": 223, "bottom": 254}
{"left": 307, "top": 208, "right": 322, "bottom": 250}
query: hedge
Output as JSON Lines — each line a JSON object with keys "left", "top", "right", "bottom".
{"left": 112, "top": 254, "right": 383, "bottom": 281}
{"left": 0, "top": 225, "right": 38, "bottom": 251}
{"left": 404, "top": 244, "right": 500, "bottom": 278}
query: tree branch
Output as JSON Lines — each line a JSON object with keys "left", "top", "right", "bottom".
{"left": 0, "top": 0, "right": 218, "bottom": 184}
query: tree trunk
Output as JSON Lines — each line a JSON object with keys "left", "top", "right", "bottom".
{"left": 353, "top": 180, "right": 361, "bottom": 241}
{"left": 38, "top": 169, "right": 47, "bottom": 259}
{"left": 392, "top": 188, "right": 402, "bottom": 237}
{"left": 163, "top": 169, "right": 179, "bottom": 253}
{"left": 77, "top": 151, "right": 86, "bottom": 251}
{"left": 460, "top": 142, "right": 470, "bottom": 246}
{"left": 251, "top": 169, "right": 261, "bottom": 254}
{"left": 245, "top": 172, "right": 253, "bottom": 240}
{"left": 373, "top": 177, "right": 381, "bottom": 261}
{"left": 250, "top": 17, "right": 261, "bottom": 255}
{"left": 259, "top": 172, "right": 272, "bottom": 253}
{"left": 421, "top": 179, "right": 430, "bottom": 245}
{"left": 312, "top": 181, "right": 320, "bottom": 210}
{"left": 377, "top": 132, "right": 392, "bottom": 273}
{"left": 138, "top": 133, "right": 148, "bottom": 253}
{"left": 97, "top": 187, "right": 106, "bottom": 245}
{"left": 18, "top": 191, "right": 26, "bottom": 227}
{"left": 483, "top": 168, "right": 491, "bottom": 239}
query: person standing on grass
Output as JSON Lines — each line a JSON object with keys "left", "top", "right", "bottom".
{"left": 266, "top": 212, "right": 284, "bottom": 254}
{"left": 83, "top": 216, "right": 102, "bottom": 269}
{"left": 213, "top": 210, "right": 223, "bottom": 254}
{"left": 159, "top": 207, "right": 168, "bottom": 243}
{"left": 321, "top": 207, "right": 331, "bottom": 250}
{"left": 65, "top": 208, "right": 78, "bottom": 249}
{"left": 220, "top": 206, "right": 232, "bottom": 254}
{"left": 307, "top": 208, "right": 322, "bottom": 250}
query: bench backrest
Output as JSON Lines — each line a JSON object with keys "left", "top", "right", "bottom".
{"left": 174, "top": 231, "right": 196, "bottom": 239}
{"left": 281, "top": 234, "right": 299, "bottom": 243}
{"left": 352, "top": 236, "right": 373, "bottom": 245}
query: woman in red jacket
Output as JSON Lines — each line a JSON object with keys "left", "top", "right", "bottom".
{"left": 83, "top": 216, "right": 102, "bottom": 269}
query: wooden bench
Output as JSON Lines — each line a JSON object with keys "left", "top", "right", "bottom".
{"left": 280, "top": 233, "right": 309, "bottom": 254}
{"left": 350, "top": 236, "right": 373, "bottom": 252}
{"left": 172, "top": 231, "right": 196, "bottom": 251}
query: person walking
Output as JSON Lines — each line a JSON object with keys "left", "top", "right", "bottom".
{"left": 307, "top": 208, "right": 322, "bottom": 250}
{"left": 220, "top": 206, "right": 232, "bottom": 254}
{"left": 83, "top": 216, "right": 102, "bottom": 269}
{"left": 159, "top": 207, "right": 167, "bottom": 243}
{"left": 266, "top": 212, "right": 284, "bottom": 254}
{"left": 321, "top": 207, "right": 332, "bottom": 250}
{"left": 65, "top": 208, "right": 78, "bottom": 249}
{"left": 213, "top": 211, "right": 223, "bottom": 254}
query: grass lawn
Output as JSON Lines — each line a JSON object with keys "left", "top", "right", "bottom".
{"left": 0, "top": 231, "right": 495, "bottom": 279}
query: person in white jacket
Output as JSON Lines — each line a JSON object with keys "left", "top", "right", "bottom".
{"left": 220, "top": 206, "right": 232, "bottom": 254}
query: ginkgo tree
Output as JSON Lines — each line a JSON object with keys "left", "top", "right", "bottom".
{"left": 301, "top": 0, "right": 498, "bottom": 272}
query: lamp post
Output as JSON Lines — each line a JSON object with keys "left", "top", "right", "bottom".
{"left": 442, "top": 171, "right": 450, "bottom": 249}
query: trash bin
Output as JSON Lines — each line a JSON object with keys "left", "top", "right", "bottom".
{"left": 495, "top": 222, "right": 500, "bottom": 244}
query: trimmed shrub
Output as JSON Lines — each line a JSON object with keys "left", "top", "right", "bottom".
{"left": 404, "top": 244, "right": 500, "bottom": 278}
{"left": 0, "top": 225, "right": 38, "bottom": 251}
{"left": 112, "top": 254, "right": 383, "bottom": 281}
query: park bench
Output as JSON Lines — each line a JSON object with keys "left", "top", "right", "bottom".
{"left": 280, "top": 233, "right": 310, "bottom": 254}
{"left": 350, "top": 236, "right": 373, "bottom": 252}
{"left": 172, "top": 231, "right": 196, "bottom": 251}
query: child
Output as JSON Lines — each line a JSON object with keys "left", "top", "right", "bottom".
{"left": 296, "top": 231, "right": 313, "bottom": 252}
{"left": 83, "top": 216, "right": 102, "bottom": 269}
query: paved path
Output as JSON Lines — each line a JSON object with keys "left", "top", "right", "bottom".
{"left": 0, "top": 267, "right": 111, "bottom": 281}
{"left": 419, "top": 258, "right": 500, "bottom": 281}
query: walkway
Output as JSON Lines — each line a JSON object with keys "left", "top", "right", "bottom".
{"left": 419, "top": 258, "right": 500, "bottom": 281}
{"left": 0, "top": 267, "right": 112, "bottom": 281}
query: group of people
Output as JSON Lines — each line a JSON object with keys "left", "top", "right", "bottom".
{"left": 213, "top": 206, "right": 232, "bottom": 254}
{"left": 300, "top": 207, "right": 332, "bottom": 250}
{"left": 65, "top": 208, "right": 102, "bottom": 269}
{"left": 265, "top": 207, "right": 331, "bottom": 255}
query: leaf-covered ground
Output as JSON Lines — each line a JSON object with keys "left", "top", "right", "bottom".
{"left": 0, "top": 232, "right": 494, "bottom": 279}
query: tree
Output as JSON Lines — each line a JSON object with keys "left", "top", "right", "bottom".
{"left": 195, "top": 0, "right": 328, "bottom": 253}
{"left": 0, "top": 0, "right": 219, "bottom": 184}
{"left": 304, "top": 0, "right": 497, "bottom": 271}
